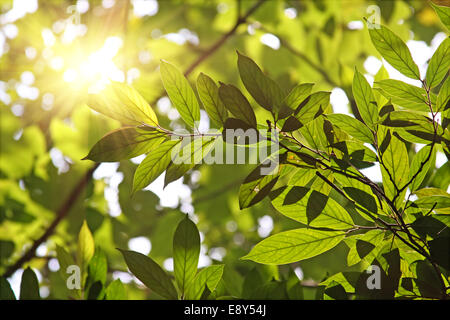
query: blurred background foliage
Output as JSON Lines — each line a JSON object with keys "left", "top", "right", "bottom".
{"left": 0, "top": 0, "right": 448, "bottom": 299}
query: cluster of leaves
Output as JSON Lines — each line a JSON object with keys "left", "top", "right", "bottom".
{"left": 120, "top": 215, "right": 225, "bottom": 300}
{"left": 0, "top": 221, "right": 126, "bottom": 300}
{"left": 1, "top": 1, "right": 449, "bottom": 301}
{"left": 80, "top": 4, "right": 450, "bottom": 299}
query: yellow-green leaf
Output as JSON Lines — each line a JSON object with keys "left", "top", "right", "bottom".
{"left": 87, "top": 82, "right": 158, "bottom": 126}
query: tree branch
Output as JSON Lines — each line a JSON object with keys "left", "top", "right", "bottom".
{"left": 3, "top": 164, "right": 99, "bottom": 278}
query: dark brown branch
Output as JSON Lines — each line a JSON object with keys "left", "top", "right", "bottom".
{"left": 183, "top": 0, "right": 266, "bottom": 77}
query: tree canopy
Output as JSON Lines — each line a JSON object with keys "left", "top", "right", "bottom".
{"left": 0, "top": 0, "right": 449, "bottom": 300}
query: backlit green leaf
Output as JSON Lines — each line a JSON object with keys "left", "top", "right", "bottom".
{"left": 197, "top": 73, "right": 228, "bottom": 127}
{"left": 185, "top": 265, "right": 224, "bottom": 300}
{"left": 173, "top": 216, "right": 200, "bottom": 296}
{"left": 271, "top": 186, "right": 354, "bottom": 229}
{"left": 431, "top": 2, "right": 450, "bottom": 30}
{"left": 326, "top": 114, "right": 373, "bottom": 143}
{"left": 160, "top": 60, "right": 200, "bottom": 129}
{"left": 379, "top": 130, "right": 410, "bottom": 202}
{"left": 426, "top": 37, "right": 450, "bottom": 88}
{"left": 87, "top": 82, "right": 158, "bottom": 126}
{"left": 368, "top": 24, "right": 420, "bottom": 80}
{"left": 105, "top": 279, "right": 127, "bottom": 300}
{"left": 242, "top": 229, "right": 345, "bottom": 265}
{"left": 77, "top": 220, "right": 95, "bottom": 270}
{"left": 133, "top": 140, "right": 181, "bottom": 192}
{"left": 409, "top": 145, "right": 436, "bottom": 192}
{"left": 239, "top": 161, "right": 280, "bottom": 209}
{"left": 352, "top": 68, "right": 377, "bottom": 129}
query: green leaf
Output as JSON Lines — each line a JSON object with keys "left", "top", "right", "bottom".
{"left": 368, "top": 24, "right": 421, "bottom": 80}
{"left": 222, "top": 118, "right": 261, "bottom": 145}
{"left": 118, "top": 249, "right": 178, "bottom": 300}
{"left": 55, "top": 244, "right": 75, "bottom": 280}
{"left": 133, "top": 140, "right": 181, "bottom": 192}
{"left": 409, "top": 145, "right": 436, "bottom": 192}
{"left": 278, "top": 83, "right": 314, "bottom": 120}
{"left": 306, "top": 190, "right": 328, "bottom": 224}
{"left": 284, "top": 83, "right": 315, "bottom": 110}
{"left": 352, "top": 68, "right": 377, "bottom": 129}
{"left": 219, "top": 82, "right": 257, "bottom": 127}
{"left": 413, "top": 195, "right": 450, "bottom": 209}
{"left": 0, "top": 240, "right": 15, "bottom": 260}
{"left": 77, "top": 220, "right": 95, "bottom": 270}
{"left": 242, "top": 229, "right": 345, "bottom": 265}
{"left": 87, "top": 82, "right": 158, "bottom": 126}
{"left": 0, "top": 277, "right": 16, "bottom": 300}
{"left": 185, "top": 265, "right": 224, "bottom": 300}
{"left": 239, "top": 162, "right": 280, "bottom": 209}
{"left": 381, "top": 111, "right": 444, "bottom": 144}
{"left": 379, "top": 130, "right": 410, "bottom": 202}
{"left": 326, "top": 114, "right": 373, "bottom": 143}
{"left": 83, "top": 126, "right": 165, "bottom": 162}
{"left": 431, "top": 2, "right": 450, "bottom": 30}
{"left": 271, "top": 186, "right": 354, "bottom": 229}
{"left": 436, "top": 76, "right": 449, "bottom": 112}
{"left": 164, "top": 137, "right": 216, "bottom": 187}
{"left": 343, "top": 187, "right": 378, "bottom": 214}
{"left": 87, "top": 248, "right": 107, "bottom": 286}
{"left": 426, "top": 37, "right": 450, "bottom": 88}
{"left": 429, "top": 237, "right": 450, "bottom": 270}
{"left": 375, "top": 79, "right": 432, "bottom": 112}
{"left": 237, "top": 51, "right": 284, "bottom": 112}
{"left": 20, "top": 267, "right": 40, "bottom": 300}
{"left": 173, "top": 215, "right": 200, "bottom": 296}
{"left": 197, "top": 73, "right": 228, "bottom": 127}
{"left": 294, "top": 91, "right": 330, "bottom": 126}
{"left": 105, "top": 279, "right": 127, "bottom": 300}
{"left": 160, "top": 60, "right": 200, "bottom": 129}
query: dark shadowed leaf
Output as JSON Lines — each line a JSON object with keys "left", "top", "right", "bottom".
{"left": 0, "top": 277, "right": 16, "bottom": 300}
{"left": 306, "top": 190, "right": 328, "bottom": 224}
{"left": 237, "top": 51, "right": 284, "bottom": 112}
{"left": 20, "top": 267, "right": 40, "bottom": 300}
{"left": 429, "top": 237, "right": 450, "bottom": 270}
{"left": 344, "top": 187, "right": 378, "bottom": 214}
{"left": 219, "top": 83, "right": 257, "bottom": 127}
{"left": 118, "top": 249, "right": 178, "bottom": 300}
{"left": 84, "top": 126, "right": 165, "bottom": 162}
